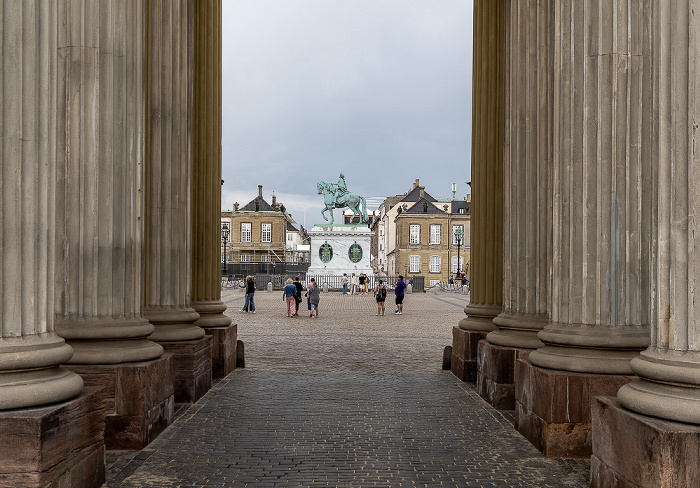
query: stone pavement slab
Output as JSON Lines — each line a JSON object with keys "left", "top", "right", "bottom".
{"left": 106, "top": 289, "right": 589, "bottom": 487}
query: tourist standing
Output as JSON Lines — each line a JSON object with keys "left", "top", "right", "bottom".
{"left": 342, "top": 273, "right": 349, "bottom": 294}
{"left": 351, "top": 273, "right": 358, "bottom": 295}
{"left": 374, "top": 279, "right": 387, "bottom": 315}
{"left": 308, "top": 278, "right": 320, "bottom": 318}
{"left": 241, "top": 275, "right": 256, "bottom": 313}
{"left": 394, "top": 275, "right": 406, "bottom": 314}
{"left": 358, "top": 273, "right": 366, "bottom": 294}
{"left": 282, "top": 278, "right": 297, "bottom": 317}
{"left": 293, "top": 275, "right": 304, "bottom": 316}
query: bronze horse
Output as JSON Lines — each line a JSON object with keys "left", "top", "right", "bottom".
{"left": 316, "top": 181, "right": 368, "bottom": 225}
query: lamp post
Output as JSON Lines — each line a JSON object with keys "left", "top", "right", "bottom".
{"left": 221, "top": 223, "right": 229, "bottom": 276}
{"left": 455, "top": 226, "right": 464, "bottom": 281}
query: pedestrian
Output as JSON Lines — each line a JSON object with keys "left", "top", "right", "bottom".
{"left": 241, "top": 275, "right": 256, "bottom": 313}
{"left": 461, "top": 270, "right": 467, "bottom": 286}
{"left": 373, "top": 279, "right": 387, "bottom": 315}
{"left": 358, "top": 273, "right": 366, "bottom": 293}
{"left": 282, "top": 278, "right": 297, "bottom": 317}
{"left": 351, "top": 273, "right": 358, "bottom": 295}
{"left": 307, "top": 277, "right": 320, "bottom": 318}
{"left": 394, "top": 275, "right": 406, "bottom": 315}
{"left": 342, "top": 273, "right": 349, "bottom": 294}
{"left": 293, "top": 275, "right": 304, "bottom": 316}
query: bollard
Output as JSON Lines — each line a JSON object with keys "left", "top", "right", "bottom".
{"left": 322, "top": 283, "right": 329, "bottom": 293}
{"left": 442, "top": 346, "right": 452, "bottom": 370}
{"left": 267, "top": 282, "right": 273, "bottom": 292}
{"left": 236, "top": 340, "right": 245, "bottom": 368}
{"left": 406, "top": 284, "right": 413, "bottom": 294}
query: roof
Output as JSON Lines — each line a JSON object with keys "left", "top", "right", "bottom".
{"left": 286, "top": 221, "right": 299, "bottom": 232}
{"left": 450, "top": 200, "right": 471, "bottom": 215}
{"left": 403, "top": 198, "right": 447, "bottom": 215}
{"left": 239, "top": 196, "right": 276, "bottom": 212}
{"left": 400, "top": 186, "right": 436, "bottom": 203}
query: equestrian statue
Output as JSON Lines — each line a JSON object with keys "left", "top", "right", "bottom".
{"left": 316, "top": 173, "right": 368, "bottom": 225}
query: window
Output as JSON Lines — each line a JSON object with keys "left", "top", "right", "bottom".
{"left": 409, "top": 255, "right": 420, "bottom": 273}
{"left": 261, "top": 223, "right": 272, "bottom": 243}
{"left": 452, "top": 225, "right": 465, "bottom": 245}
{"left": 260, "top": 254, "right": 269, "bottom": 262}
{"left": 240, "top": 254, "right": 251, "bottom": 262}
{"left": 409, "top": 225, "right": 420, "bottom": 244}
{"left": 452, "top": 256, "right": 463, "bottom": 273}
{"left": 430, "top": 279, "right": 440, "bottom": 286}
{"left": 287, "top": 234, "right": 293, "bottom": 241}
{"left": 430, "top": 255, "right": 441, "bottom": 273}
{"left": 430, "top": 225, "right": 441, "bottom": 244}
{"left": 241, "top": 223, "right": 251, "bottom": 242}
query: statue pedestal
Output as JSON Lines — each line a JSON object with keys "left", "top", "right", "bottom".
{"left": 307, "top": 224, "right": 374, "bottom": 277}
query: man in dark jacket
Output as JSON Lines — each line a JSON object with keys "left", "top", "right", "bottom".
{"left": 293, "top": 275, "right": 304, "bottom": 317}
{"left": 241, "top": 276, "right": 256, "bottom": 313}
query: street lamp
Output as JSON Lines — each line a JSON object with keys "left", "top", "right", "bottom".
{"left": 221, "top": 223, "right": 230, "bottom": 276}
{"left": 455, "top": 226, "right": 464, "bottom": 281}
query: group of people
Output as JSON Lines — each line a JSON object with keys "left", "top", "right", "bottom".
{"left": 341, "top": 272, "right": 371, "bottom": 295}
{"left": 238, "top": 274, "right": 406, "bottom": 318}
{"left": 372, "top": 275, "right": 405, "bottom": 315}
{"left": 283, "top": 275, "right": 320, "bottom": 318}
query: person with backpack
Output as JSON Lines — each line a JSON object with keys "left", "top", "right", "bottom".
{"left": 373, "top": 279, "right": 387, "bottom": 315}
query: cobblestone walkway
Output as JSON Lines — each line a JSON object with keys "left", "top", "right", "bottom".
{"left": 107, "top": 289, "right": 589, "bottom": 487}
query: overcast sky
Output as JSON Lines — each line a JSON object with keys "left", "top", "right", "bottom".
{"left": 222, "top": 0, "right": 473, "bottom": 229}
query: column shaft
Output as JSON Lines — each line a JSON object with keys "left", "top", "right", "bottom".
{"left": 529, "top": 0, "right": 652, "bottom": 374}
{"left": 618, "top": 0, "right": 700, "bottom": 424}
{"left": 54, "top": 0, "right": 163, "bottom": 364}
{"left": 144, "top": 0, "right": 203, "bottom": 341}
{"left": 459, "top": 0, "right": 505, "bottom": 332}
{"left": 0, "top": 0, "right": 83, "bottom": 409}
{"left": 489, "top": 0, "right": 552, "bottom": 349}
{"left": 191, "top": 0, "right": 231, "bottom": 328}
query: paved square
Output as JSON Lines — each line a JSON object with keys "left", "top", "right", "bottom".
{"left": 107, "top": 288, "right": 589, "bottom": 487}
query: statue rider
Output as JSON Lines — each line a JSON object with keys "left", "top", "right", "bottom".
{"left": 335, "top": 173, "right": 348, "bottom": 204}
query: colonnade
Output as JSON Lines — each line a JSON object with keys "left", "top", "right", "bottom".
{"left": 0, "top": 1, "right": 229, "bottom": 486}
{"left": 459, "top": 0, "right": 700, "bottom": 485}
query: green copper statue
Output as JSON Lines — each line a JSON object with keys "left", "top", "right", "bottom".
{"left": 317, "top": 173, "right": 368, "bottom": 225}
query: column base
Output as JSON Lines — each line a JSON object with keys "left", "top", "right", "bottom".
{"left": 160, "top": 336, "right": 213, "bottom": 403}
{"left": 591, "top": 396, "right": 700, "bottom": 487}
{"left": 0, "top": 387, "right": 106, "bottom": 488}
{"left": 204, "top": 324, "right": 238, "bottom": 378}
{"left": 451, "top": 326, "right": 488, "bottom": 382}
{"left": 477, "top": 340, "right": 531, "bottom": 410}
{"left": 514, "top": 357, "right": 635, "bottom": 458}
{"left": 64, "top": 355, "right": 175, "bottom": 450}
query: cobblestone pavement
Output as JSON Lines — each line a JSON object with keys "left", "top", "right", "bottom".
{"left": 106, "top": 288, "right": 589, "bottom": 487}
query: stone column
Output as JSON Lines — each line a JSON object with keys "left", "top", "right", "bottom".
{"left": 592, "top": 4, "right": 700, "bottom": 486}
{"left": 0, "top": 3, "right": 105, "bottom": 486}
{"left": 0, "top": 0, "right": 83, "bottom": 412}
{"left": 191, "top": 0, "right": 236, "bottom": 378}
{"left": 451, "top": 0, "right": 505, "bottom": 382}
{"left": 145, "top": 0, "right": 212, "bottom": 403}
{"left": 477, "top": 0, "right": 551, "bottom": 410}
{"left": 53, "top": 0, "right": 173, "bottom": 449}
{"left": 516, "top": 0, "right": 652, "bottom": 458}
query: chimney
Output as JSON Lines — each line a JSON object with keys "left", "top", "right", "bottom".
{"left": 258, "top": 185, "right": 263, "bottom": 198}
{"left": 419, "top": 186, "right": 424, "bottom": 199}
{"left": 272, "top": 195, "right": 277, "bottom": 206}
{"left": 413, "top": 178, "right": 420, "bottom": 189}
{"left": 233, "top": 202, "right": 239, "bottom": 211}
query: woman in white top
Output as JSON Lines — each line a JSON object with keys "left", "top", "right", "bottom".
{"left": 351, "top": 273, "right": 359, "bottom": 295}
